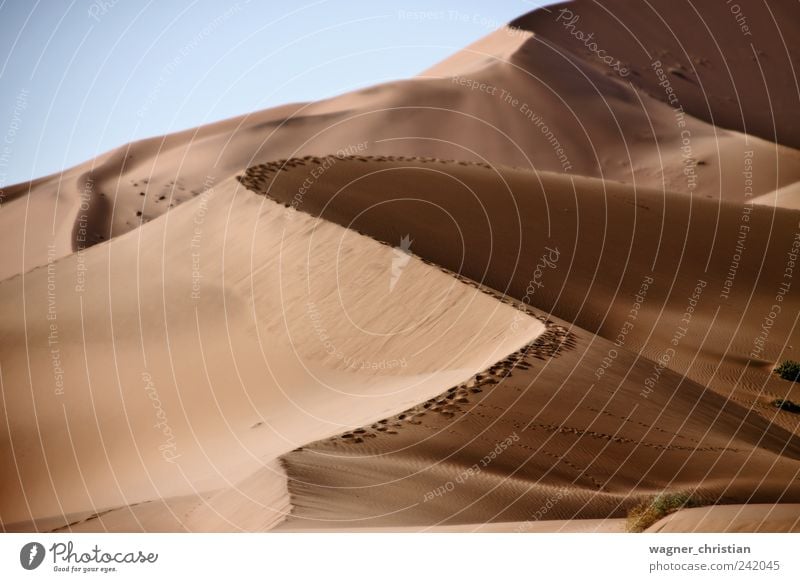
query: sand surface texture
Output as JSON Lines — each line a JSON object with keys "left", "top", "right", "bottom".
{"left": 3, "top": 0, "right": 800, "bottom": 532}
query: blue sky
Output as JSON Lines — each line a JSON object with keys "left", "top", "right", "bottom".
{"left": 0, "top": 0, "right": 545, "bottom": 186}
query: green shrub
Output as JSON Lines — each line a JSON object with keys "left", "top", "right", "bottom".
{"left": 775, "top": 360, "right": 800, "bottom": 382}
{"left": 626, "top": 492, "right": 695, "bottom": 532}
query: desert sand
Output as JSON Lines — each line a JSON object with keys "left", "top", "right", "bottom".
{"left": 0, "top": 175, "right": 543, "bottom": 530}
{"left": 2, "top": 0, "right": 800, "bottom": 533}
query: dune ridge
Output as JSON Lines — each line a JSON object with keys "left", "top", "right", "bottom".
{"left": 3, "top": 0, "right": 800, "bottom": 533}
{"left": 230, "top": 156, "right": 800, "bottom": 530}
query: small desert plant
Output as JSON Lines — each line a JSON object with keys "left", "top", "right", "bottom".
{"left": 772, "top": 399, "right": 800, "bottom": 414}
{"left": 626, "top": 491, "right": 694, "bottom": 532}
{"left": 775, "top": 360, "right": 800, "bottom": 382}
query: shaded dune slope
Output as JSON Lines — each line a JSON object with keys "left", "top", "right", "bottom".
{"left": 0, "top": 176, "right": 543, "bottom": 531}
{"left": 233, "top": 156, "right": 800, "bottom": 529}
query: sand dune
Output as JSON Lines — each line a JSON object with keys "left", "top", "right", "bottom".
{"left": 276, "top": 518, "right": 626, "bottom": 533}
{"left": 753, "top": 181, "right": 800, "bottom": 209}
{"left": 512, "top": 0, "right": 800, "bottom": 149}
{"left": 232, "top": 156, "right": 800, "bottom": 528}
{"left": 239, "top": 157, "right": 800, "bottom": 424}
{"left": 646, "top": 504, "right": 800, "bottom": 533}
{"left": 277, "top": 302, "right": 800, "bottom": 528}
{"left": 20, "top": 156, "right": 800, "bottom": 531}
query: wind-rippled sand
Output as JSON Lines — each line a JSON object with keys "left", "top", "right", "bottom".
{"left": 3, "top": 0, "right": 800, "bottom": 533}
